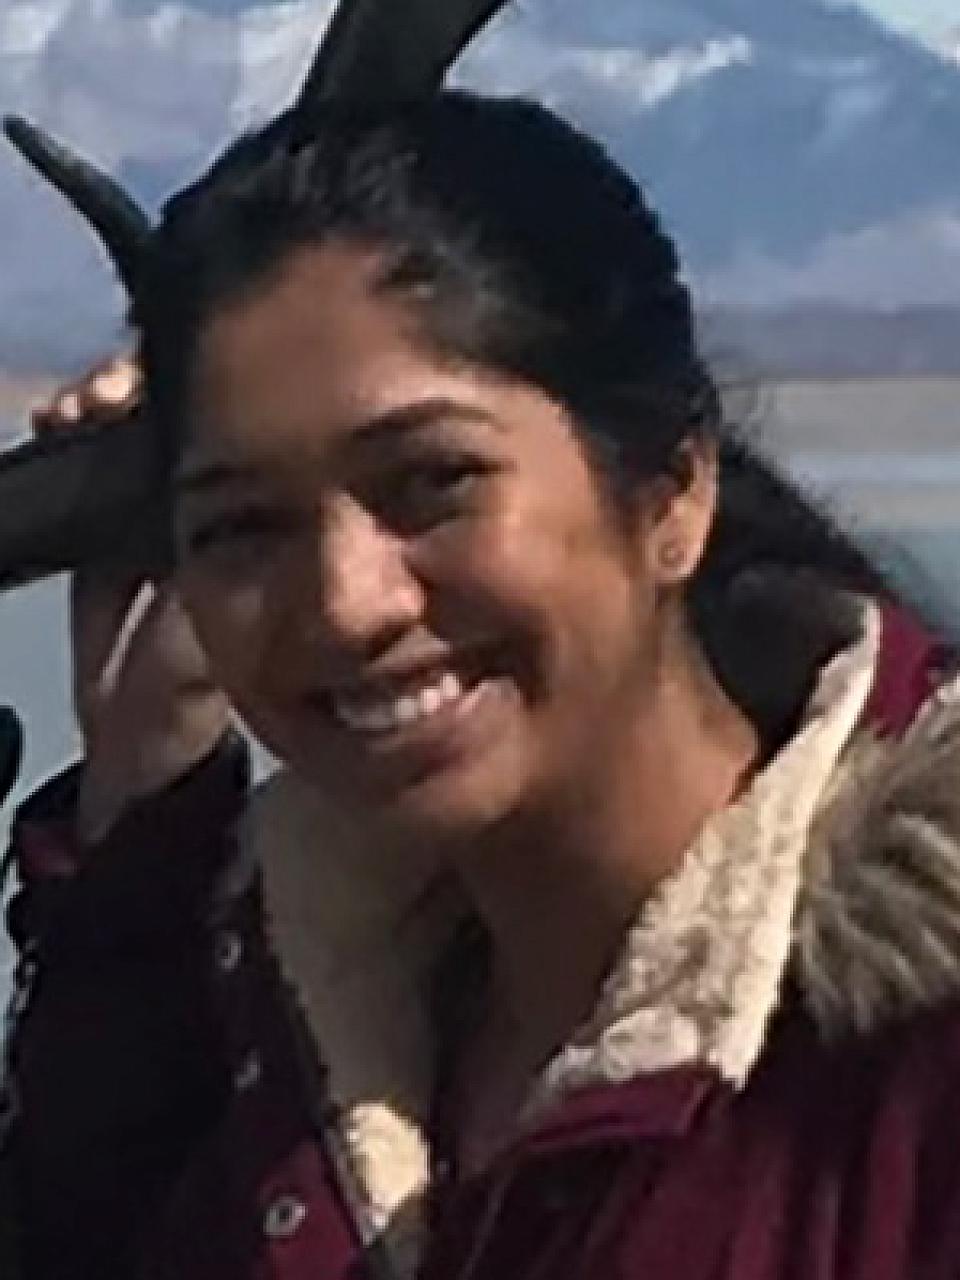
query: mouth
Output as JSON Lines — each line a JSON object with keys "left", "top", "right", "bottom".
{"left": 314, "top": 651, "right": 500, "bottom": 742}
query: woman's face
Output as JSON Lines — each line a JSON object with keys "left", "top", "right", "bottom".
{"left": 174, "top": 242, "right": 709, "bottom": 840}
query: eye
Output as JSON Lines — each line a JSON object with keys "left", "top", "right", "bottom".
{"left": 379, "top": 454, "right": 491, "bottom": 532}
{"left": 182, "top": 506, "right": 299, "bottom": 565}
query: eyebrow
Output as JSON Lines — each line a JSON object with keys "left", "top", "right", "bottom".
{"left": 176, "top": 397, "right": 500, "bottom": 495}
{"left": 176, "top": 460, "right": 257, "bottom": 496}
{"left": 349, "top": 397, "right": 502, "bottom": 448}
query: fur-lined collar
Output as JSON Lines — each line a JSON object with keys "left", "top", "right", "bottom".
{"left": 243, "top": 600, "right": 960, "bottom": 1274}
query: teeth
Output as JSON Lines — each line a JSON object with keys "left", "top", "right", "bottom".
{"left": 396, "top": 696, "right": 420, "bottom": 726}
{"left": 439, "top": 673, "right": 460, "bottom": 703}
{"left": 332, "top": 671, "right": 468, "bottom": 733}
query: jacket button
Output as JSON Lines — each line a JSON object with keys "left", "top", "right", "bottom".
{"left": 263, "top": 1194, "right": 307, "bottom": 1240}
{"left": 215, "top": 929, "right": 243, "bottom": 973}
{"left": 234, "top": 1051, "right": 262, "bottom": 1093}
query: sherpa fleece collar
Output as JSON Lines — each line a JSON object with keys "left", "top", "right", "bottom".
{"left": 246, "top": 600, "right": 960, "bottom": 1272}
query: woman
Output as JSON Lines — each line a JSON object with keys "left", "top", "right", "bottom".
{"left": 6, "top": 92, "right": 960, "bottom": 1280}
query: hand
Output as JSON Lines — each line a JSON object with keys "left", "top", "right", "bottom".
{"left": 34, "top": 356, "right": 230, "bottom": 841}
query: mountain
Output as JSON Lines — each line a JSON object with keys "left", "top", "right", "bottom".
{"left": 1, "top": 0, "right": 959, "bottom": 370}
{"left": 461, "top": 0, "right": 960, "bottom": 294}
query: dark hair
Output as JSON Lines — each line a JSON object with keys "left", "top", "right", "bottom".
{"left": 138, "top": 91, "right": 890, "bottom": 744}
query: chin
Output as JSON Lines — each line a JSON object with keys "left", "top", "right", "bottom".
{"left": 362, "top": 752, "right": 529, "bottom": 850}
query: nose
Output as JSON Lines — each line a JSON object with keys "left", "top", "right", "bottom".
{"left": 306, "top": 494, "right": 424, "bottom": 659}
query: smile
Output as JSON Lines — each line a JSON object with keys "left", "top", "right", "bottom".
{"left": 330, "top": 668, "right": 477, "bottom": 735}
{"left": 313, "top": 644, "right": 510, "bottom": 746}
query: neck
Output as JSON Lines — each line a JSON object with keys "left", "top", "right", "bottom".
{"left": 457, "top": 623, "right": 760, "bottom": 1050}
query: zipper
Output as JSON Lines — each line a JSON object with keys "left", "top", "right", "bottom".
{"left": 275, "top": 971, "right": 405, "bottom": 1280}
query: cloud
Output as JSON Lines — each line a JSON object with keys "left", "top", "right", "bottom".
{"left": 2, "top": 0, "right": 288, "bottom": 170}
{"left": 0, "top": 0, "right": 334, "bottom": 368}
{"left": 0, "top": 1, "right": 758, "bottom": 189}
{"left": 458, "top": 27, "right": 753, "bottom": 110}
{"left": 0, "top": 0, "right": 959, "bottom": 371}
{"left": 568, "top": 37, "right": 753, "bottom": 110}
{"left": 230, "top": 0, "right": 333, "bottom": 130}
{"left": 0, "top": 0, "right": 763, "bottom": 369}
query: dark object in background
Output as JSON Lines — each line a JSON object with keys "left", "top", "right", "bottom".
{"left": 0, "top": 109, "right": 159, "bottom": 592}
{"left": 0, "top": 415, "right": 166, "bottom": 591}
{"left": 0, "top": 0, "right": 509, "bottom": 594}
{"left": 0, "top": 706, "right": 22, "bottom": 807}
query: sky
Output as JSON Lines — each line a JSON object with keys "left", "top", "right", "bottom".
{"left": 0, "top": 0, "right": 957, "bottom": 372}
{"left": 859, "top": 0, "right": 957, "bottom": 41}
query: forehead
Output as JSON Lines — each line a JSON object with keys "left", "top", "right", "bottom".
{"left": 183, "top": 240, "right": 576, "bottom": 475}
{"left": 190, "top": 243, "right": 427, "bottom": 456}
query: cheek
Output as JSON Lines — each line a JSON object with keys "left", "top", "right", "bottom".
{"left": 423, "top": 499, "right": 643, "bottom": 701}
{"left": 419, "top": 514, "right": 557, "bottom": 672}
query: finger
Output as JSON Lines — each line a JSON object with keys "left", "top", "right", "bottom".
{"left": 71, "top": 569, "right": 152, "bottom": 725}
{"left": 121, "top": 584, "right": 215, "bottom": 692}
{"left": 79, "top": 357, "right": 141, "bottom": 419}
{"left": 56, "top": 390, "right": 84, "bottom": 423}
{"left": 95, "top": 579, "right": 158, "bottom": 699}
{"left": 93, "top": 586, "right": 220, "bottom": 755}
{"left": 31, "top": 356, "right": 141, "bottom": 436}
{"left": 31, "top": 387, "right": 84, "bottom": 435}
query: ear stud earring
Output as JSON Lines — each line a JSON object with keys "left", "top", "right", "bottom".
{"left": 659, "top": 540, "right": 687, "bottom": 574}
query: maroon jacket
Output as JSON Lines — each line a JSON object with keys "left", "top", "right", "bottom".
{"left": 4, "top": 603, "right": 960, "bottom": 1280}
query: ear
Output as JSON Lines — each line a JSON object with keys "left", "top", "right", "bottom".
{"left": 640, "top": 439, "right": 718, "bottom": 587}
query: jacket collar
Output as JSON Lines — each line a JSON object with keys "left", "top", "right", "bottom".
{"left": 525, "top": 601, "right": 880, "bottom": 1111}
{"left": 245, "top": 598, "right": 960, "bottom": 1271}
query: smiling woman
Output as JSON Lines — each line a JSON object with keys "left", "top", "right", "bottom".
{"left": 6, "top": 36, "right": 960, "bottom": 1280}
{"left": 165, "top": 222, "right": 727, "bottom": 838}
{"left": 145, "top": 95, "right": 889, "bottom": 747}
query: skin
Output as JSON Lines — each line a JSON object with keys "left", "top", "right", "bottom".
{"left": 34, "top": 358, "right": 228, "bottom": 842}
{"left": 169, "top": 240, "right": 760, "bottom": 1168}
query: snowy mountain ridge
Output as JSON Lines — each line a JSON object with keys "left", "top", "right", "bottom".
{"left": 1, "top": 0, "right": 959, "bottom": 366}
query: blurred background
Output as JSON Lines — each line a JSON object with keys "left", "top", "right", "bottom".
{"left": 2, "top": 0, "right": 959, "bottom": 980}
